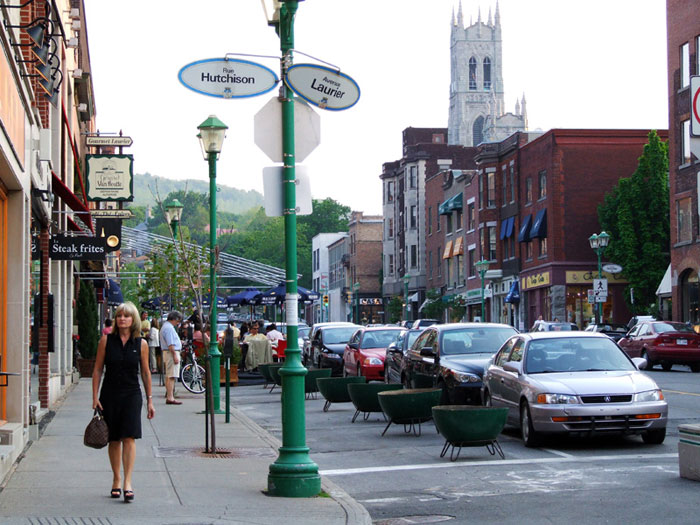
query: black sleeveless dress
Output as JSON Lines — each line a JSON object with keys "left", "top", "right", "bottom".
{"left": 99, "top": 333, "right": 144, "bottom": 441}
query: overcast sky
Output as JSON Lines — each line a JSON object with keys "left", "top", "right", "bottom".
{"left": 83, "top": 0, "right": 668, "bottom": 215}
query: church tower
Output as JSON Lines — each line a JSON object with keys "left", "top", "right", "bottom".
{"left": 448, "top": 1, "right": 526, "bottom": 146}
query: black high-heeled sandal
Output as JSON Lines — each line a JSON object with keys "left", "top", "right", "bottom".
{"left": 123, "top": 489, "right": 134, "bottom": 502}
{"left": 110, "top": 488, "right": 122, "bottom": 498}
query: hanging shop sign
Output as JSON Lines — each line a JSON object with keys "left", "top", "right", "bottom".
{"left": 91, "top": 209, "right": 133, "bottom": 219}
{"left": 285, "top": 64, "right": 360, "bottom": 111}
{"left": 50, "top": 234, "right": 106, "bottom": 261}
{"left": 566, "top": 270, "right": 628, "bottom": 284}
{"left": 86, "top": 136, "right": 133, "bottom": 147}
{"left": 86, "top": 154, "right": 134, "bottom": 201}
{"left": 95, "top": 218, "right": 122, "bottom": 252}
{"left": 178, "top": 58, "right": 278, "bottom": 99}
{"left": 359, "top": 298, "right": 382, "bottom": 306}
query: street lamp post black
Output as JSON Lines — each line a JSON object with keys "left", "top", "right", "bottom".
{"left": 588, "top": 231, "right": 610, "bottom": 324}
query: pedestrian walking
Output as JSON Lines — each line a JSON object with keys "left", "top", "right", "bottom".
{"left": 160, "top": 311, "right": 183, "bottom": 405}
{"left": 102, "top": 318, "right": 113, "bottom": 336}
{"left": 91, "top": 301, "right": 154, "bottom": 503}
{"left": 238, "top": 322, "right": 249, "bottom": 371}
{"left": 148, "top": 318, "right": 160, "bottom": 373}
{"left": 140, "top": 311, "right": 151, "bottom": 339}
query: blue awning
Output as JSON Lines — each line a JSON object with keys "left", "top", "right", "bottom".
{"left": 506, "top": 216, "right": 515, "bottom": 238}
{"left": 439, "top": 193, "right": 463, "bottom": 215}
{"left": 504, "top": 280, "right": 520, "bottom": 304}
{"left": 500, "top": 218, "right": 509, "bottom": 240}
{"left": 518, "top": 214, "right": 532, "bottom": 242}
{"left": 531, "top": 208, "right": 547, "bottom": 239}
{"left": 106, "top": 279, "right": 123, "bottom": 306}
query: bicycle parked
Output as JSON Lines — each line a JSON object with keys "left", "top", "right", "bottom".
{"left": 179, "top": 343, "right": 206, "bottom": 394}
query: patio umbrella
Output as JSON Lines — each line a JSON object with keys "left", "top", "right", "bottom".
{"left": 141, "top": 294, "right": 172, "bottom": 311}
{"left": 226, "top": 288, "right": 262, "bottom": 306}
{"left": 259, "top": 282, "right": 286, "bottom": 305}
{"left": 201, "top": 294, "right": 228, "bottom": 310}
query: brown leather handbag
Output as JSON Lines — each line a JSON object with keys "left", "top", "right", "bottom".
{"left": 84, "top": 408, "right": 109, "bottom": 449}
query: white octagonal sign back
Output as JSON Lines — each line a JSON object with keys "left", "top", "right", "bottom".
{"left": 254, "top": 97, "right": 320, "bottom": 163}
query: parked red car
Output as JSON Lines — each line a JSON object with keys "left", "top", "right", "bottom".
{"left": 618, "top": 321, "right": 700, "bottom": 372}
{"left": 342, "top": 326, "right": 403, "bottom": 380}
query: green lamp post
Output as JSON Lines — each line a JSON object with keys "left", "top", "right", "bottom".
{"left": 588, "top": 231, "right": 610, "bottom": 324}
{"left": 262, "top": 0, "right": 320, "bottom": 498}
{"left": 403, "top": 273, "right": 410, "bottom": 322}
{"left": 164, "top": 198, "right": 184, "bottom": 310}
{"left": 475, "top": 258, "right": 491, "bottom": 322}
{"left": 197, "top": 115, "right": 227, "bottom": 415}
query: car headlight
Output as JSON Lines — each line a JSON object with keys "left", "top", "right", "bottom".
{"left": 363, "top": 357, "right": 383, "bottom": 366}
{"left": 536, "top": 393, "right": 579, "bottom": 404}
{"left": 451, "top": 370, "right": 480, "bottom": 383}
{"left": 324, "top": 353, "right": 341, "bottom": 359}
{"left": 634, "top": 389, "right": 664, "bottom": 402}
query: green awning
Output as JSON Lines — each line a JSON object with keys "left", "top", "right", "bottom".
{"left": 439, "top": 193, "right": 463, "bottom": 215}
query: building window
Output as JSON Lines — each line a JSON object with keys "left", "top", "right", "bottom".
{"left": 539, "top": 237, "right": 548, "bottom": 257}
{"left": 467, "top": 202, "right": 475, "bottom": 231}
{"left": 479, "top": 174, "right": 484, "bottom": 209}
{"left": 678, "top": 197, "right": 693, "bottom": 243}
{"left": 388, "top": 254, "right": 394, "bottom": 275}
{"left": 526, "top": 240, "right": 533, "bottom": 260}
{"left": 682, "top": 119, "right": 691, "bottom": 164}
{"left": 509, "top": 165, "right": 515, "bottom": 203}
{"left": 503, "top": 235, "right": 509, "bottom": 260}
{"left": 410, "top": 205, "right": 417, "bottom": 229}
{"left": 446, "top": 213, "right": 453, "bottom": 233}
{"left": 428, "top": 251, "right": 432, "bottom": 278}
{"left": 469, "top": 56, "right": 477, "bottom": 90}
{"left": 468, "top": 248, "right": 475, "bottom": 277}
{"left": 388, "top": 218, "right": 394, "bottom": 238}
{"left": 480, "top": 228, "right": 486, "bottom": 260}
{"left": 509, "top": 235, "right": 515, "bottom": 261}
{"left": 538, "top": 170, "right": 547, "bottom": 199}
{"left": 681, "top": 42, "right": 690, "bottom": 88}
{"left": 526, "top": 177, "right": 533, "bottom": 204}
{"left": 455, "top": 208, "right": 463, "bottom": 230}
{"left": 436, "top": 203, "right": 441, "bottom": 231}
{"left": 473, "top": 116, "right": 484, "bottom": 146}
{"left": 483, "top": 57, "right": 491, "bottom": 90}
{"left": 697, "top": 35, "right": 700, "bottom": 75}
{"left": 387, "top": 181, "right": 394, "bottom": 202}
{"left": 487, "top": 172, "right": 495, "bottom": 207}
{"left": 411, "top": 244, "right": 417, "bottom": 268}
{"left": 502, "top": 167, "right": 507, "bottom": 206}
{"left": 488, "top": 226, "right": 497, "bottom": 260}
{"left": 432, "top": 133, "right": 444, "bottom": 143}
{"left": 409, "top": 166, "right": 417, "bottom": 188}
{"left": 456, "top": 254, "right": 464, "bottom": 285}
{"left": 437, "top": 246, "right": 442, "bottom": 276}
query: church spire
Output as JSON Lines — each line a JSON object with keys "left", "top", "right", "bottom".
{"left": 488, "top": 6, "right": 493, "bottom": 26}
{"left": 521, "top": 94, "right": 528, "bottom": 128}
{"left": 457, "top": 1, "right": 463, "bottom": 28}
{"left": 477, "top": 6, "right": 482, "bottom": 24}
{"left": 495, "top": 0, "right": 501, "bottom": 27}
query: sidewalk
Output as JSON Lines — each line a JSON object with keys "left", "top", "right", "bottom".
{"left": 0, "top": 379, "right": 371, "bottom": 525}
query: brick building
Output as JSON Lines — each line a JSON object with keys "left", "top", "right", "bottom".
{"left": 348, "top": 211, "right": 383, "bottom": 324}
{"left": 667, "top": 0, "right": 700, "bottom": 323}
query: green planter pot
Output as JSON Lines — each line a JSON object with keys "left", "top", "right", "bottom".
{"left": 432, "top": 405, "right": 509, "bottom": 461}
{"left": 267, "top": 363, "right": 284, "bottom": 393}
{"left": 348, "top": 383, "right": 403, "bottom": 423}
{"left": 317, "top": 376, "right": 366, "bottom": 412}
{"left": 305, "top": 368, "right": 332, "bottom": 399}
{"left": 377, "top": 388, "right": 442, "bottom": 436}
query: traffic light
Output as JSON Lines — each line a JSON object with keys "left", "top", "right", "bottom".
{"left": 322, "top": 294, "right": 329, "bottom": 306}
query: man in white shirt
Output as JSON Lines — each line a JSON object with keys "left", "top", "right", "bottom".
{"left": 159, "top": 311, "right": 183, "bottom": 405}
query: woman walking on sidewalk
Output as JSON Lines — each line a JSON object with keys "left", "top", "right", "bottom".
{"left": 92, "top": 301, "right": 155, "bottom": 503}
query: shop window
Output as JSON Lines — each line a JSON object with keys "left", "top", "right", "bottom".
{"left": 681, "top": 268, "right": 700, "bottom": 324}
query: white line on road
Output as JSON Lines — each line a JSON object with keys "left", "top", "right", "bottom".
{"left": 540, "top": 448, "right": 575, "bottom": 458}
{"left": 319, "top": 453, "right": 678, "bottom": 477}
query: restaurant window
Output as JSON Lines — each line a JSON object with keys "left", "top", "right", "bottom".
{"left": 467, "top": 202, "right": 475, "bottom": 231}
{"left": 410, "top": 205, "right": 417, "bottom": 229}
{"left": 538, "top": 170, "right": 547, "bottom": 199}
{"left": 489, "top": 226, "right": 497, "bottom": 260}
{"left": 681, "top": 42, "right": 690, "bottom": 88}
{"left": 677, "top": 196, "right": 693, "bottom": 243}
{"left": 468, "top": 248, "right": 475, "bottom": 277}
{"left": 538, "top": 237, "right": 548, "bottom": 257}
{"left": 526, "top": 177, "right": 533, "bottom": 204}
{"left": 682, "top": 119, "right": 691, "bottom": 164}
{"left": 487, "top": 172, "right": 496, "bottom": 207}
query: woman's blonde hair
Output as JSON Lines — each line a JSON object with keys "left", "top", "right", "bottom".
{"left": 113, "top": 301, "right": 142, "bottom": 339}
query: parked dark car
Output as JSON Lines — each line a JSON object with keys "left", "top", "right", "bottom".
{"left": 618, "top": 321, "right": 700, "bottom": 372}
{"left": 405, "top": 323, "right": 518, "bottom": 404}
{"left": 584, "top": 323, "right": 629, "bottom": 342}
{"left": 308, "top": 324, "right": 360, "bottom": 375}
{"left": 343, "top": 326, "right": 403, "bottom": 380}
{"left": 530, "top": 321, "right": 579, "bottom": 332}
{"left": 302, "top": 322, "right": 356, "bottom": 365}
{"left": 411, "top": 319, "right": 438, "bottom": 329}
{"left": 384, "top": 328, "right": 424, "bottom": 385}
{"left": 482, "top": 332, "right": 667, "bottom": 447}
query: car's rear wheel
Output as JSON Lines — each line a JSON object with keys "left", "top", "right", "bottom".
{"left": 520, "top": 401, "right": 541, "bottom": 448}
{"left": 641, "top": 350, "right": 655, "bottom": 369}
{"left": 661, "top": 362, "right": 673, "bottom": 372}
{"left": 642, "top": 427, "right": 666, "bottom": 444}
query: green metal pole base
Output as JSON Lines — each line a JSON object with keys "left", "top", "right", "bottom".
{"left": 268, "top": 450, "right": 321, "bottom": 497}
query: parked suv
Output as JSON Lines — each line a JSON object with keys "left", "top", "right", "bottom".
{"left": 405, "top": 323, "right": 518, "bottom": 404}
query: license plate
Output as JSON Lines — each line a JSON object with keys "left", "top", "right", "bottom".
{"left": 677, "top": 339, "right": 688, "bottom": 345}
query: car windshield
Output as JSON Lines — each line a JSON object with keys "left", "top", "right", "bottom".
{"left": 525, "top": 337, "right": 636, "bottom": 373}
{"left": 406, "top": 331, "right": 422, "bottom": 348}
{"left": 217, "top": 324, "right": 227, "bottom": 332}
{"left": 323, "top": 327, "right": 357, "bottom": 344}
{"left": 546, "top": 323, "right": 574, "bottom": 331}
{"left": 654, "top": 322, "right": 695, "bottom": 334}
{"left": 440, "top": 326, "right": 517, "bottom": 355}
{"left": 361, "top": 330, "right": 401, "bottom": 349}
{"left": 298, "top": 327, "right": 310, "bottom": 338}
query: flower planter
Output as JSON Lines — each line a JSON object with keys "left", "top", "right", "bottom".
{"left": 317, "top": 376, "right": 366, "bottom": 412}
{"left": 305, "top": 368, "right": 332, "bottom": 399}
{"left": 432, "top": 405, "right": 508, "bottom": 461}
{"left": 219, "top": 364, "right": 239, "bottom": 386}
{"left": 348, "top": 382, "right": 403, "bottom": 423}
{"left": 377, "top": 388, "right": 442, "bottom": 436}
{"left": 77, "top": 358, "right": 96, "bottom": 378}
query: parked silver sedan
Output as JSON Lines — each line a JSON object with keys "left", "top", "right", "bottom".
{"left": 482, "top": 332, "right": 667, "bottom": 447}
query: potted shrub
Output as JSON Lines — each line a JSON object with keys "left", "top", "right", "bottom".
{"left": 76, "top": 280, "right": 99, "bottom": 377}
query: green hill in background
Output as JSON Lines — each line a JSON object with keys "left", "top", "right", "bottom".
{"left": 132, "top": 172, "right": 263, "bottom": 214}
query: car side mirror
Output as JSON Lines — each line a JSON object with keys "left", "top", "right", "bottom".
{"left": 631, "top": 357, "right": 647, "bottom": 370}
{"left": 503, "top": 361, "right": 523, "bottom": 375}
{"left": 348, "top": 342, "right": 358, "bottom": 350}
{"left": 420, "top": 346, "right": 436, "bottom": 357}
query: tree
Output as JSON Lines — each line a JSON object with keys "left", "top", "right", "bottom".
{"left": 598, "top": 131, "right": 669, "bottom": 314}
{"left": 76, "top": 280, "right": 99, "bottom": 359}
{"left": 386, "top": 296, "right": 403, "bottom": 323}
{"left": 422, "top": 288, "right": 448, "bottom": 321}
{"left": 298, "top": 198, "right": 351, "bottom": 237}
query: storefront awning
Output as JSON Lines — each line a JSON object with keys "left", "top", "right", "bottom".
{"left": 452, "top": 236, "right": 464, "bottom": 256}
{"left": 656, "top": 263, "right": 671, "bottom": 297}
{"left": 518, "top": 214, "right": 532, "bottom": 242}
{"left": 530, "top": 208, "right": 547, "bottom": 239}
{"left": 443, "top": 240, "right": 454, "bottom": 259}
{"left": 439, "top": 193, "right": 463, "bottom": 215}
{"left": 408, "top": 292, "right": 419, "bottom": 302}
{"left": 52, "top": 171, "right": 93, "bottom": 232}
{"left": 504, "top": 280, "right": 520, "bottom": 303}
{"left": 500, "top": 216, "right": 515, "bottom": 240}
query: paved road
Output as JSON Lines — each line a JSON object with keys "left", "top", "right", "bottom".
{"left": 232, "top": 365, "right": 700, "bottom": 524}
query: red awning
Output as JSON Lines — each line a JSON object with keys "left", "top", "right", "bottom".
{"left": 51, "top": 171, "right": 93, "bottom": 232}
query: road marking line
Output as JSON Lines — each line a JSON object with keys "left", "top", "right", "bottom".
{"left": 663, "top": 389, "right": 700, "bottom": 397}
{"left": 360, "top": 497, "right": 405, "bottom": 503}
{"left": 541, "top": 448, "right": 575, "bottom": 458}
{"left": 319, "top": 453, "right": 678, "bottom": 477}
